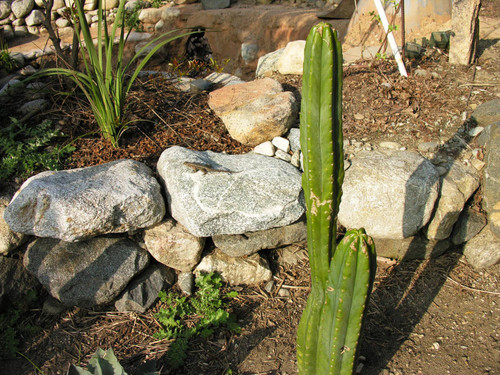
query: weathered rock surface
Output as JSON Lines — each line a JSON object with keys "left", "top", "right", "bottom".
{"left": 373, "top": 234, "right": 450, "bottom": 260}
{"left": 143, "top": 218, "right": 205, "bottom": 272}
{"left": 24, "top": 236, "right": 149, "bottom": 307}
{"left": 451, "top": 208, "right": 487, "bottom": 245}
{"left": 213, "top": 219, "right": 306, "bottom": 257}
{"left": 157, "top": 146, "right": 305, "bottom": 237}
{"left": 25, "top": 8, "right": 43, "bottom": 25}
{"left": 463, "top": 225, "right": 500, "bottom": 269}
{"left": 11, "top": 0, "right": 34, "bottom": 18}
{"left": 195, "top": 249, "right": 272, "bottom": 285}
{"left": 4, "top": 160, "right": 165, "bottom": 242}
{"left": 277, "top": 40, "right": 305, "bottom": 75}
{"left": 115, "top": 264, "right": 175, "bottom": 313}
{"left": 338, "top": 150, "right": 440, "bottom": 239}
{"left": 425, "top": 161, "right": 480, "bottom": 240}
{"left": 449, "top": 0, "right": 481, "bottom": 65}
{"left": 0, "top": 256, "right": 40, "bottom": 306}
{"left": 471, "top": 100, "right": 500, "bottom": 128}
{"left": 481, "top": 122, "right": 500, "bottom": 239}
{"left": 208, "top": 78, "right": 298, "bottom": 146}
{"left": 138, "top": 7, "right": 162, "bottom": 24}
{"left": 0, "top": 1, "right": 11, "bottom": 19}
{"left": 204, "top": 72, "right": 244, "bottom": 86}
{"left": 0, "top": 196, "right": 28, "bottom": 255}
{"left": 255, "top": 48, "right": 284, "bottom": 78}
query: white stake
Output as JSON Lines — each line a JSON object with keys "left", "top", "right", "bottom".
{"left": 373, "top": 0, "right": 408, "bottom": 77}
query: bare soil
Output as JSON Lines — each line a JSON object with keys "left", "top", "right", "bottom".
{"left": 1, "top": 2, "right": 499, "bottom": 375}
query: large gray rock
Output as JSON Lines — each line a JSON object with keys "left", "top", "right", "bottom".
{"left": 208, "top": 78, "right": 298, "bottom": 146}
{"left": 213, "top": 219, "right": 306, "bottom": 257}
{"left": 482, "top": 122, "right": 500, "bottom": 239}
{"left": 24, "top": 236, "right": 149, "bottom": 307}
{"left": 0, "top": 256, "right": 40, "bottom": 306}
{"left": 143, "top": 218, "right": 206, "bottom": 272}
{"left": 277, "top": 40, "right": 305, "bottom": 75}
{"left": 11, "top": 0, "right": 34, "bottom": 18}
{"left": 425, "top": 161, "right": 480, "bottom": 240}
{"left": 25, "top": 9, "right": 44, "bottom": 26}
{"left": 0, "top": 196, "right": 28, "bottom": 255}
{"left": 449, "top": 0, "right": 481, "bottom": 65}
{"left": 255, "top": 48, "right": 284, "bottom": 78}
{"left": 4, "top": 160, "right": 165, "bottom": 242}
{"left": 463, "top": 225, "right": 500, "bottom": 269}
{"left": 338, "top": 150, "right": 440, "bottom": 239}
{"left": 138, "top": 7, "right": 162, "bottom": 24}
{"left": 471, "top": 100, "right": 500, "bottom": 128}
{"left": 157, "top": 146, "right": 305, "bottom": 237}
{"left": 114, "top": 264, "right": 175, "bottom": 313}
{"left": 195, "top": 249, "right": 272, "bottom": 285}
{"left": 0, "top": 1, "right": 11, "bottom": 19}
{"left": 451, "top": 208, "right": 487, "bottom": 245}
{"left": 373, "top": 235, "right": 450, "bottom": 260}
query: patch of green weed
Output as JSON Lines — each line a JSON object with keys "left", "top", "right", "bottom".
{"left": 154, "top": 272, "right": 240, "bottom": 369}
{"left": 0, "top": 118, "right": 75, "bottom": 181}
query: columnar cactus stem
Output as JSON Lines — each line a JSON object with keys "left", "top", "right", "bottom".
{"left": 296, "top": 23, "right": 377, "bottom": 375}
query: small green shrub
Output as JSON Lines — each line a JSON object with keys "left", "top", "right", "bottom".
{"left": 154, "top": 272, "right": 240, "bottom": 369}
{"left": 0, "top": 290, "right": 40, "bottom": 359}
{"left": 0, "top": 118, "right": 75, "bottom": 181}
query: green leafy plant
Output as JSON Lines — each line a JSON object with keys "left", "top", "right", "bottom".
{"left": 35, "top": 0, "right": 194, "bottom": 148}
{"left": 0, "top": 118, "right": 75, "bottom": 181}
{"left": 154, "top": 272, "right": 239, "bottom": 369}
{"left": 296, "top": 23, "right": 377, "bottom": 375}
{"left": 123, "top": 3, "right": 144, "bottom": 32}
{"left": 0, "top": 47, "right": 17, "bottom": 73}
{"left": 150, "top": 0, "right": 164, "bottom": 8}
{"left": 68, "top": 347, "right": 159, "bottom": 375}
{"left": 0, "top": 290, "right": 40, "bottom": 359}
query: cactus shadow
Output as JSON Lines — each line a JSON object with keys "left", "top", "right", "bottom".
{"left": 359, "top": 124, "right": 478, "bottom": 373}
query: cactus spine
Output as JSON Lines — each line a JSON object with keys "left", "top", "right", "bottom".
{"left": 297, "top": 23, "right": 377, "bottom": 375}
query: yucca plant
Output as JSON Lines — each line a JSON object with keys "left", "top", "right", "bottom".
{"left": 37, "top": 0, "right": 193, "bottom": 148}
{"left": 296, "top": 23, "right": 377, "bottom": 375}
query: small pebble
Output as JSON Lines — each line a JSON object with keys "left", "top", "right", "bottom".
{"left": 275, "top": 149, "right": 292, "bottom": 162}
{"left": 272, "top": 136, "right": 290, "bottom": 153}
{"left": 468, "top": 126, "right": 484, "bottom": 137}
{"left": 290, "top": 150, "right": 301, "bottom": 168}
{"left": 254, "top": 141, "right": 275, "bottom": 157}
{"left": 379, "top": 141, "right": 401, "bottom": 150}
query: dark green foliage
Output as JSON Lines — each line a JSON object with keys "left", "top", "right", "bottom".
{"left": 0, "top": 118, "right": 75, "bottom": 181}
{"left": 154, "top": 272, "right": 239, "bottom": 369}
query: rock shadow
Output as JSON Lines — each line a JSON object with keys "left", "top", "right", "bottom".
{"left": 359, "top": 123, "right": 479, "bottom": 373}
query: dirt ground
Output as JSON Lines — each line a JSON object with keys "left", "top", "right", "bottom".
{"left": 1, "top": 1, "right": 499, "bottom": 374}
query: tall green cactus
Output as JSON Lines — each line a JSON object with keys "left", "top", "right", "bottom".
{"left": 297, "top": 23, "right": 377, "bottom": 375}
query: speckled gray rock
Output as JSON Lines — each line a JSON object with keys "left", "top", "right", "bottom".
{"left": 451, "top": 209, "right": 487, "bottom": 245}
{"left": 4, "top": 159, "right": 165, "bottom": 242}
{"left": 255, "top": 48, "right": 284, "bottom": 78}
{"left": 0, "top": 1, "right": 11, "bottom": 19}
{"left": 471, "top": 99, "right": 500, "bottom": 128}
{"left": 143, "top": 218, "right": 205, "bottom": 272}
{"left": 482, "top": 122, "right": 500, "bottom": 239}
{"left": 0, "top": 256, "right": 40, "bottom": 306}
{"left": 24, "top": 236, "right": 149, "bottom": 307}
{"left": 195, "top": 249, "right": 272, "bottom": 285}
{"left": 11, "top": 0, "right": 34, "bottom": 18}
{"left": 463, "top": 225, "right": 500, "bottom": 269}
{"left": 114, "top": 264, "right": 175, "bottom": 313}
{"left": 0, "top": 196, "right": 28, "bottom": 255}
{"left": 213, "top": 219, "right": 306, "bottom": 257}
{"left": 338, "top": 150, "right": 440, "bottom": 239}
{"left": 25, "top": 9, "right": 44, "bottom": 26}
{"left": 425, "top": 161, "right": 480, "bottom": 240}
{"left": 157, "top": 146, "right": 305, "bottom": 237}
{"left": 373, "top": 234, "right": 450, "bottom": 260}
